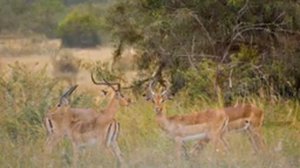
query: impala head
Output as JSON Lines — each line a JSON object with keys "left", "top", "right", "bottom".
{"left": 91, "top": 73, "right": 131, "bottom": 106}
{"left": 48, "top": 85, "right": 78, "bottom": 113}
{"left": 145, "top": 80, "right": 172, "bottom": 114}
{"left": 44, "top": 85, "right": 78, "bottom": 135}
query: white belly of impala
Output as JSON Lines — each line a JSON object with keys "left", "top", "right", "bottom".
{"left": 182, "top": 132, "right": 208, "bottom": 142}
{"left": 78, "top": 138, "right": 98, "bottom": 148}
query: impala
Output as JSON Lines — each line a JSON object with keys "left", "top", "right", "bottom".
{"left": 145, "top": 81, "right": 229, "bottom": 159}
{"left": 193, "top": 103, "right": 266, "bottom": 153}
{"left": 44, "top": 73, "right": 131, "bottom": 167}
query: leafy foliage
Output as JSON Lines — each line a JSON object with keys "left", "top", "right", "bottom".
{"left": 0, "top": 63, "right": 57, "bottom": 142}
{"left": 107, "top": 0, "right": 300, "bottom": 100}
{"left": 183, "top": 59, "right": 217, "bottom": 102}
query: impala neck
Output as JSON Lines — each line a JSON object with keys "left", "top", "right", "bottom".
{"left": 155, "top": 106, "right": 165, "bottom": 117}
{"left": 103, "top": 92, "right": 119, "bottom": 119}
{"left": 155, "top": 105, "right": 170, "bottom": 131}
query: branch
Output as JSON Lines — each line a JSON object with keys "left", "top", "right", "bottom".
{"left": 169, "top": 30, "right": 198, "bottom": 70}
{"left": 176, "top": 53, "right": 220, "bottom": 58}
{"left": 122, "top": 62, "right": 167, "bottom": 90}
{"left": 229, "top": 68, "right": 233, "bottom": 88}
{"left": 189, "top": 33, "right": 197, "bottom": 70}
{"left": 189, "top": 12, "right": 216, "bottom": 54}
{"left": 221, "top": 22, "right": 281, "bottom": 63}
{"left": 236, "top": 0, "right": 249, "bottom": 22}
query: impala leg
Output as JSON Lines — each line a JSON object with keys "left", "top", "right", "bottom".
{"left": 246, "top": 126, "right": 266, "bottom": 153}
{"left": 190, "top": 138, "right": 210, "bottom": 155}
{"left": 45, "top": 134, "right": 63, "bottom": 154}
{"left": 253, "top": 127, "right": 266, "bottom": 151}
{"left": 211, "top": 134, "right": 220, "bottom": 153}
{"left": 221, "top": 116, "right": 230, "bottom": 153}
{"left": 220, "top": 131, "right": 230, "bottom": 152}
{"left": 106, "top": 121, "right": 126, "bottom": 167}
{"left": 175, "top": 137, "right": 189, "bottom": 160}
{"left": 211, "top": 130, "right": 228, "bottom": 155}
{"left": 190, "top": 135, "right": 229, "bottom": 155}
{"left": 182, "top": 142, "right": 189, "bottom": 160}
{"left": 246, "top": 129, "right": 259, "bottom": 153}
{"left": 44, "top": 135, "right": 60, "bottom": 168}
{"left": 110, "top": 142, "right": 126, "bottom": 168}
{"left": 71, "top": 142, "right": 79, "bottom": 168}
{"left": 174, "top": 138, "right": 187, "bottom": 168}
{"left": 212, "top": 115, "right": 230, "bottom": 154}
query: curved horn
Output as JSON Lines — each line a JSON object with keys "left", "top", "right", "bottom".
{"left": 91, "top": 72, "right": 107, "bottom": 85}
{"left": 161, "top": 81, "right": 174, "bottom": 100}
{"left": 65, "top": 85, "right": 78, "bottom": 97}
{"left": 149, "top": 80, "right": 155, "bottom": 96}
{"left": 59, "top": 85, "right": 78, "bottom": 106}
{"left": 102, "top": 78, "right": 120, "bottom": 92}
{"left": 161, "top": 88, "right": 168, "bottom": 97}
{"left": 91, "top": 72, "right": 121, "bottom": 92}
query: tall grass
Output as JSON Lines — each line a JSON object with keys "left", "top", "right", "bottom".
{"left": 0, "top": 63, "right": 299, "bottom": 168}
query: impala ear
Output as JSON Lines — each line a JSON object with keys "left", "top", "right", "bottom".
{"left": 166, "top": 93, "right": 174, "bottom": 100}
{"left": 143, "top": 90, "right": 155, "bottom": 101}
{"left": 143, "top": 93, "right": 150, "bottom": 101}
{"left": 161, "top": 88, "right": 174, "bottom": 101}
{"left": 57, "top": 97, "right": 70, "bottom": 107}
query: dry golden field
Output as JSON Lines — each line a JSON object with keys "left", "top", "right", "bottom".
{"left": 0, "top": 35, "right": 137, "bottom": 92}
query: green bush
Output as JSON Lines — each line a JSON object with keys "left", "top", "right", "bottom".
{"left": 58, "top": 9, "right": 101, "bottom": 48}
{"left": 0, "top": 63, "right": 57, "bottom": 142}
{"left": 183, "top": 59, "right": 217, "bottom": 102}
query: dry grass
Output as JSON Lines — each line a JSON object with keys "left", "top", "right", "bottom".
{"left": 0, "top": 96, "right": 299, "bottom": 168}
{"left": 0, "top": 34, "right": 59, "bottom": 57}
{"left": 0, "top": 36, "right": 299, "bottom": 168}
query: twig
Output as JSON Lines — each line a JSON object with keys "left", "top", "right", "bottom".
{"left": 190, "top": 12, "right": 216, "bottom": 54}
{"left": 236, "top": 0, "right": 249, "bottom": 22}
{"left": 229, "top": 68, "right": 233, "bottom": 88}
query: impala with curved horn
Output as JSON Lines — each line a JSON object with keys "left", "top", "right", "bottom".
{"left": 144, "top": 80, "right": 229, "bottom": 159}
{"left": 44, "top": 85, "right": 97, "bottom": 143}
{"left": 43, "top": 73, "right": 131, "bottom": 167}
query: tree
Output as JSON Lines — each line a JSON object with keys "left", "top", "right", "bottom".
{"left": 57, "top": 6, "right": 101, "bottom": 47}
{"left": 31, "top": 0, "right": 66, "bottom": 37}
{"left": 106, "top": 0, "right": 300, "bottom": 99}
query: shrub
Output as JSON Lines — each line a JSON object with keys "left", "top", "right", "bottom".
{"left": 0, "top": 63, "right": 57, "bottom": 142}
{"left": 57, "top": 9, "right": 101, "bottom": 48}
{"left": 183, "top": 59, "right": 217, "bottom": 102}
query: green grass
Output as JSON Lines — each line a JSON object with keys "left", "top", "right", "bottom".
{"left": 0, "top": 64, "right": 299, "bottom": 168}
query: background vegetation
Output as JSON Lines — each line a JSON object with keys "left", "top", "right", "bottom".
{"left": 107, "top": 0, "right": 300, "bottom": 102}
{"left": 0, "top": 0, "right": 300, "bottom": 167}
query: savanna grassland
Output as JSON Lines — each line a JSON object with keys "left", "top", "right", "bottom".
{"left": 0, "top": 36, "right": 299, "bottom": 168}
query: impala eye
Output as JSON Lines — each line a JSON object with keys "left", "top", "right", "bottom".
{"left": 158, "top": 96, "right": 165, "bottom": 103}
{"left": 101, "top": 90, "right": 108, "bottom": 96}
